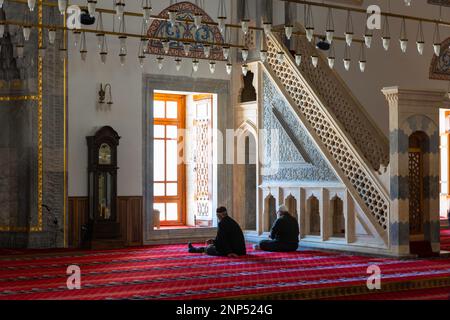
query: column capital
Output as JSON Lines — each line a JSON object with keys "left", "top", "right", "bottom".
{"left": 382, "top": 86, "right": 446, "bottom": 109}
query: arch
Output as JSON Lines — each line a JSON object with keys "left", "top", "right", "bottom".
{"left": 240, "top": 70, "right": 257, "bottom": 103}
{"left": 264, "top": 194, "right": 276, "bottom": 232}
{"left": 330, "top": 196, "right": 345, "bottom": 237}
{"left": 408, "top": 131, "right": 430, "bottom": 236}
{"left": 236, "top": 120, "right": 257, "bottom": 165}
{"left": 402, "top": 114, "right": 439, "bottom": 138}
{"left": 307, "top": 195, "right": 320, "bottom": 236}
{"left": 146, "top": 2, "right": 225, "bottom": 60}
{"left": 285, "top": 194, "right": 298, "bottom": 221}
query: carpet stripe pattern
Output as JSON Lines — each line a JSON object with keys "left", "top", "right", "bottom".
{"left": 0, "top": 230, "right": 449, "bottom": 300}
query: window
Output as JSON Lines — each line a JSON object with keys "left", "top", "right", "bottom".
{"left": 153, "top": 93, "right": 186, "bottom": 226}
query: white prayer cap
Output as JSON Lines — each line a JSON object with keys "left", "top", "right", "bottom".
{"left": 278, "top": 205, "right": 289, "bottom": 213}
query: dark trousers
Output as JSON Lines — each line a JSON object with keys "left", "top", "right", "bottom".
{"left": 189, "top": 244, "right": 223, "bottom": 256}
{"left": 259, "top": 240, "right": 298, "bottom": 252}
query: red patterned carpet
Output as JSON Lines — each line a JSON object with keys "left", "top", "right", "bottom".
{"left": 329, "top": 286, "right": 450, "bottom": 300}
{"left": 0, "top": 230, "right": 449, "bottom": 300}
{"left": 442, "top": 229, "right": 450, "bottom": 251}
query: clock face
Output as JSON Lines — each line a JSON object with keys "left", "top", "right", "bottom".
{"left": 99, "top": 143, "right": 112, "bottom": 165}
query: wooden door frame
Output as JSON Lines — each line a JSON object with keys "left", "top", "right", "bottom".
{"left": 153, "top": 93, "right": 186, "bottom": 226}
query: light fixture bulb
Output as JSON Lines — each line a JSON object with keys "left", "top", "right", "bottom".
{"left": 23, "top": 26, "right": 31, "bottom": 42}
{"left": 192, "top": 59, "right": 199, "bottom": 72}
{"left": 183, "top": 43, "right": 190, "bottom": 56}
{"left": 203, "top": 44, "right": 211, "bottom": 58}
{"left": 277, "top": 52, "right": 285, "bottom": 64}
{"left": 28, "top": 0, "right": 36, "bottom": 11}
{"left": 400, "top": 39, "right": 408, "bottom": 53}
{"left": 80, "top": 50, "right": 87, "bottom": 61}
{"left": 138, "top": 55, "right": 145, "bottom": 68}
{"left": 73, "top": 30, "right": 81, "bottom": 47}
{"left": 226, "top": 63, "right": 232, "bottom": 75}
{"left": 168, "top": 10, "right": 177, "bottom": 27}
{"left": 382, "top": 37, "right": 390, "bottom": 51}
{"left": 343, "top": 58, "right": 351, "bottom": 71}
{"left": 326, "top": 30, "right": 334, "bottom": 44}
{"left": 16, "top": 45, "right": 24, "bottom": 58}
{"left": 260, "top": 50, "right": 267, "bottom": 63}
{"left": 194, "top": 14, "right": 202, "bottom": 30}
{"left": 162, "top": 39, "right": 170, "bottom": 54}
{"left": 327, "top": 56, "right": 335, "bottom": 69}
{"left": 345, "top": 32, "right": 353, "bottom": 47}
{"left": 100, "top": 51, "right": 107, "bottom": 64}
{"left": 263, "top": 22, "right": 272, "bottom": 35}
{"left": 364, "top": 34, "right": 373, "bottom": 48}
{"left": 434, "top": 43, "right": 441, "bottom": 57}
{"left": 311, "top": 55, "right": 318, "bottom": 68}
{"left": 218, "top": 17, "right": 226, "bottom": 35}
{"left": 87, "top": 0, "right": 97, "bottom": 17}
{"left": 416, "top": 41, "right": 425, "bottom": 55}
{"left": 359, "top": 60, "right": 366, "bottom": 72}
{"left": 58, "top": 0, "right": 67, "bottom": 15}
{"left": 295, "top": 53, "right": 302, "bottom": 66}
{"left": 48, "top": 29, "right": 56, "bottom": 45}
{"left": 241, "top": 20, "right": 249, "bottom": 35}
{"left": 119, "top": 54, "right": 126, "bottom": 66}
{"left": 222, "top": 46, "right": 230, "bottom": 60}
{"left": 157, "top": 56, "right": 164, "bottom": 70}
{"left": 242, "top": 64, "right": 248, "bottom": 76}
{"left": 116, "top": 1, "right": 125, "bottom": 17}
{"left": 143, "top": 5, "right": 152, "bottom": 23}
{"left": 306, "top": 27, "right": 314, "bottom": 42}
{"left": 175, "top": 58, "right": 182, "bottom": 71}
{"left": 285, "top": 25, "right": 293, "bottom": 40}
{"left": 209, "top": 61, "right": 216, "bottom": 74}
{"left": 0, "top": 25, "right": 5, "bottom": 38}
{"left": 241, "top": 48, "right": 248, "bottom": 62}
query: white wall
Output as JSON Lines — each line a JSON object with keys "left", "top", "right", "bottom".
{"left": 68, "top": 0, "right": 233, "bottom": 196}
{"left": 68, "top": 0, "right": 450, "bottom": 196}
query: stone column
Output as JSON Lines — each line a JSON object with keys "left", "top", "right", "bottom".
{"left": 382, "top": 87, "right": 443, "bottom": 255}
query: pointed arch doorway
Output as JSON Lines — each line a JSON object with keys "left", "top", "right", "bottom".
{"left": 408, "top": 131, "right": 433, "bottom": 256}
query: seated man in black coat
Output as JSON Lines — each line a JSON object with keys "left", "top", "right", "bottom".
{"left": 188, "top": 207, "right": 246, "bottom": 257}
{"left": 257, "top": 205, "right": 299, "bottom": 252}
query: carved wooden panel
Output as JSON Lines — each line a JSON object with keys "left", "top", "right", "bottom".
{"left": 408, "top": 151, "right": 423, "bottom": 235}
{"left": 68, "top": 197, "right": 89, "bottom": 248}
{"left": 68, "top": 196, "right": 143, "bottom": 247}
{"left": 194, "top": 119, "right": 211, "bottom": 218}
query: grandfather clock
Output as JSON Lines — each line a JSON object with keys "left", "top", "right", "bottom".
{"left": 86, "top": 126, "right": 123, "bottom": 249}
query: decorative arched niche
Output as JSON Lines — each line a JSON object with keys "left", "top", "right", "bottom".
{"left": 330, "top": 196, "right": 345, "bottom": 237}
{"left": 264, "top": 194, "right": 276, "bottom": 232}
{"left": 285, "top": 194, "right": 298, "bottom": 221}
{"left": 307, "top": 195, "right": 320, "bottom": 236}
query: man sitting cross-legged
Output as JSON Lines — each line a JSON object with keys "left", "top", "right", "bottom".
{"left": 188, "top": 207, "right": 246, "bottom": 257}
{"left": 256, "top": 205, "right": 299, "bottom": 252}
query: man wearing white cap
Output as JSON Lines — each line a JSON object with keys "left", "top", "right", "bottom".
{"left": 255, "top": 205, "right": 299, "bottom": 252}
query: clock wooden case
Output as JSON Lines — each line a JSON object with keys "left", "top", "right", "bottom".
{"left": 86, "top": 126, "right": 123, "bottom": 248}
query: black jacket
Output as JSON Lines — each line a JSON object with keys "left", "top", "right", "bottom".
{"left": 270, "top": 214, "right": 299, "bottom": 243}
{"left": 214, "top": 216, "right": 246, "bottom": 256}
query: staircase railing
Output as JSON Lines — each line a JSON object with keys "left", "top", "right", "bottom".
{"left": 264, "top": 33, "right": 389, "bottom": 235}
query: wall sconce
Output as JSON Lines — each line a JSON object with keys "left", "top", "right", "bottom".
{"left": 98, "top": 83, "right": 113, "bottom": 105}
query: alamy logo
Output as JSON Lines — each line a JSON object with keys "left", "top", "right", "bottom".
{"left": 66, "top": 265, "right": 81, "bottom": 290}
{"left": 66, "top": 5, "right": 82, "bottom": 30}
{"left": 366, "top": 265, "right": 382, "bottom": 290}
{"left": 367, "top": 5, "right": 382, "bottom": 30}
